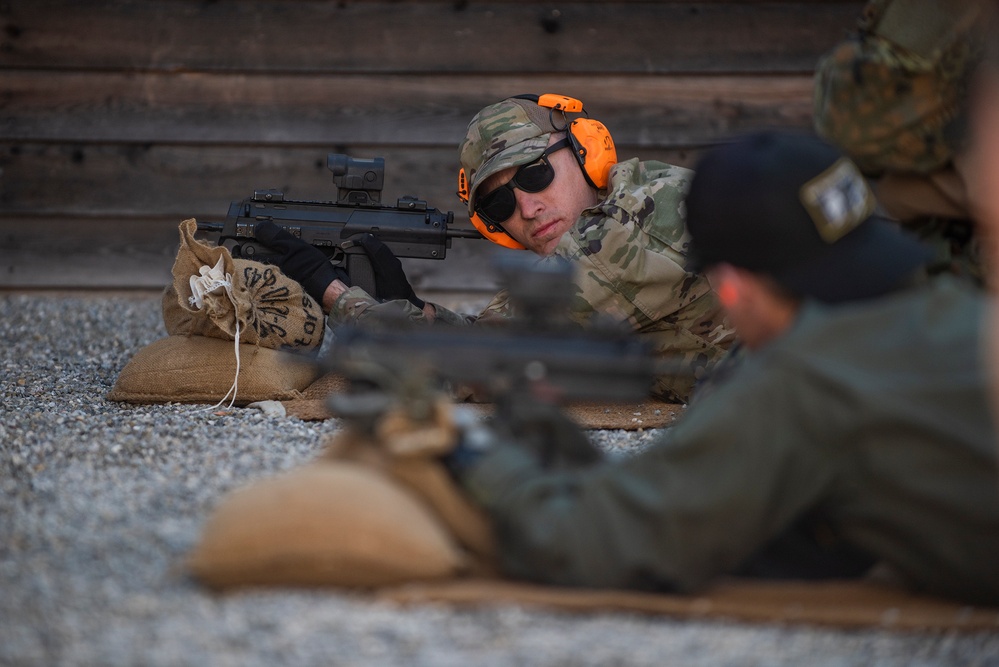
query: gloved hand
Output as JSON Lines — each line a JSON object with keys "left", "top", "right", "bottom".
{"left": 442, "top": 407, "right": 505, "bottom": 478}
{"left": 443, "top": 400, "right": 602, "bottom": 482}
{"left": 254, "top": 221, "right": 349, "bottom": 303}
{"left": 493, "top": 397, "right": 602, "bottom": 470}
{"left": 354, "top": 233, "right": 426, "bottom": 309}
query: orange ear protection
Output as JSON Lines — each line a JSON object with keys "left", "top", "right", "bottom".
{"left": 457, "top": 168, "right": 525, "bottom": 248}
{"left": 533, "top": 94, "right": 617, "bottom": 190}
{"left": 457, "top": 94, "right": 618, "bottom": 250}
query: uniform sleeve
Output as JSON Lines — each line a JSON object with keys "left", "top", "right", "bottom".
{"left": 327, "top": 286, "right": 475, "bottom": 327}
{"left": 461, "top": 356, "right": 846, "bottom": 592}
{"left": 554, "top": 159, "right": 713, "bottom": 331}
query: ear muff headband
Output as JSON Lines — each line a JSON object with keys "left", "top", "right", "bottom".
{"left": 533, "top": 94, "right": 617, "bottom": 190}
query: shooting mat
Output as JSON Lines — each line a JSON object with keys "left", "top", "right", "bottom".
{"left": 377, "top": 577, "right": 999, "bottom": 632}
{"left": 279, "top": 372, "right": 686, "bottom": 430}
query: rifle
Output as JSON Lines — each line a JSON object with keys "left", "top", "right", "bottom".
{"left": 323, "top": 254, "right": 671, "bottom": 434}
{"left": 197, "top": 153, "right": 483, "bottom": 296}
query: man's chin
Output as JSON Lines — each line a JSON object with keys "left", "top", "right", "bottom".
{"left": 530, "top": 237, "right": 560, "bottom": 256}
{"left": 530, "top": 225, "right": 566, "bottom": 254}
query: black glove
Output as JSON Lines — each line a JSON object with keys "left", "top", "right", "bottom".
{"left": 355, "top": 233, "right": 425, "bottom": 309}
{"left": 254, "top": 221, "right": 349, "bottom": 303}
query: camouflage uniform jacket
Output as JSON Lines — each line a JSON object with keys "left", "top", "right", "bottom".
{"left": 462, "top": 276, "right": 999, "bottom": 604}
{"left": 330, "top": 158, "right": 734, "bottom": 401}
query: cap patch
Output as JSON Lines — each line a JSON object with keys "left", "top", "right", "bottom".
{"left": 799, "top": 157, "right": 876, "bottom": 243}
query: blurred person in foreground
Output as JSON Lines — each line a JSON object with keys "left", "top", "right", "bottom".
{"left": 969, "top": 43, "right": 999, "bottom": 446}
{"left": 443, "top": 131, "right": 999, "bottom": 605}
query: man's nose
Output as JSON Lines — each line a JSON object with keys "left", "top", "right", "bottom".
{"left": 514, "top": 188, "right": 543, "bottom": 219}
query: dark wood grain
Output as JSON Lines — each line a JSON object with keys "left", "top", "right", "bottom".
{"left": 1, "top": 71, "right": 816, "bottom": 145}
{"left": 1, "top": 1, "right": 861, "bottom": 74}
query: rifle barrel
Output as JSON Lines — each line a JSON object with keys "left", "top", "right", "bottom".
{"left": 447, "top": 228, "right": 485, "bottom": 240}
{"left": 196, "top": 221, "right": 224, "bottom": 234}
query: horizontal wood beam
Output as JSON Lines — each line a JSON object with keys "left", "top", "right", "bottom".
{"left": 1, "top": 73, "right": 817, "bottom": 145}
{"left": 0, "top": 1, "right": 861, "bottom": 74}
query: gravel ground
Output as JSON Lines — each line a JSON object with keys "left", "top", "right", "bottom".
{"left": 2, "top": 292, "right": 998, "bottom": 667}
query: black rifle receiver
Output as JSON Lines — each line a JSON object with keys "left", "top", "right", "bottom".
{"left": 197, "top": 153, "right": 483, "bottom": 297}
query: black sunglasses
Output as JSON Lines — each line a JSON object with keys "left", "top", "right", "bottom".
{"left": 474, "top": 138, "right": 572, "bottom": 227}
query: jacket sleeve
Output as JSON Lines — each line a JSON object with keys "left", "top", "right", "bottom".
{"left": 554, "top": 159, "right": 713, "bottom": 332}
{"left": 327, "top": 286, "right": 476, "bottom": 327}
{"left": 461, "top": 357, "right": 845, "bottom": 592}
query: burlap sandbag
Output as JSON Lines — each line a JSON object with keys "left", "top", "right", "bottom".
{"left": 319, "top": 399, "right": 498, "bottom": 573}
{"left": 165, "top": 218, "right": 325, "bottom": 353}
{"left": 187, "top": 460, "right": 468, "bottom": 590}
{"left": 108, "top": 335, "right": 320, "bottom": 405}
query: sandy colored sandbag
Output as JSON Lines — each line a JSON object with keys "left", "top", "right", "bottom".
{"left": 321, "top": 399, "right": 498, "bottom": 573}
{"left": 187, "top": 461, "right": 468, "bottom": 590}
{"left": 165, "top": 218, "right": 325, "bottom": 353}
{"left": 108, "top": 335, "right": 320, "bottom": 406}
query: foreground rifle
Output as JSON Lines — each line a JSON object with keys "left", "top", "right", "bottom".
{"left": 197, "top": 153, "right": 482, "bottom": 296}
{"left": 323, "top": 255, "right": 668, "bottom": 435}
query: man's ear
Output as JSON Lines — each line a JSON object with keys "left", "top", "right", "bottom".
{"left": 707, "top": 263, "right": 744, "bottom": 308}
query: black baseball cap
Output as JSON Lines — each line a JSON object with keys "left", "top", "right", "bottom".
{"left": 685, "top": 131, "right": 933, "bottom": 303}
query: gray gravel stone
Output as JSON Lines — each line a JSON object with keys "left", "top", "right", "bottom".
{"left": 2, "top": 292, "right": 997, "bottom": 666}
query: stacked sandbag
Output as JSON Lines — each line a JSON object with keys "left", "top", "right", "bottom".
{"left": 186, "top": 461, "right": 468, "bottom": 589}
{"left": 108, "top": 336, "right": 320, "bottom": 405}
{"left": 162, "top": 218, "right": 324, "bottom": 349}
{"left": 109, "top": 218, "right": 326, "bottom": 406}
{"left": 187, "top": 399, "right": 497, "bottom": 590}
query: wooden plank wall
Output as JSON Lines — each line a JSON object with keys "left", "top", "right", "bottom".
{"left": 0, "top": 0, "right": 863, "bottom": 291}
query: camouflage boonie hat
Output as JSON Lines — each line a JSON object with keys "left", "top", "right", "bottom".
{"left": 459, "top": 97, "right": 580, "bottom": 217}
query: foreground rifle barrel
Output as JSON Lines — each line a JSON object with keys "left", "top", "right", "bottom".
{"left": 327, "top": 320, "right": 659, "bottom": 406}
{"left": 324, "top": 255, "right": 693, "bottom": 417}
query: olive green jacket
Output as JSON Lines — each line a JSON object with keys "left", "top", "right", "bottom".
{"left": 464, "top": 277, "right": 999, "bottom": 604}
